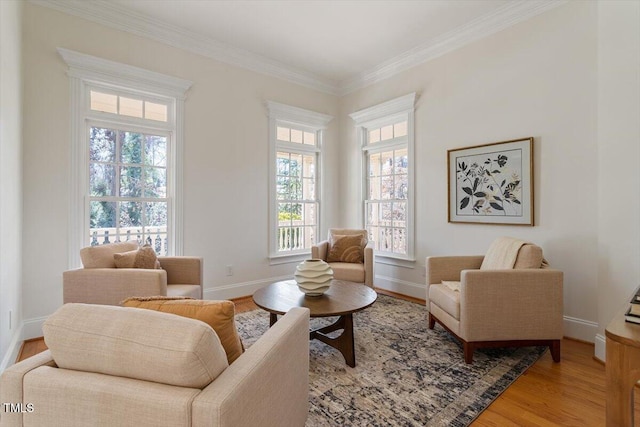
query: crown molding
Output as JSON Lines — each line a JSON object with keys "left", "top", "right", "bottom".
{"left": 32, "top": 0, "right": 339, "bottom": 95}
{"left": 33, "top": 0, "right": 566, "bottom": 97}
{"left": 338, "top": 0, "right": 568, "bottom": 95}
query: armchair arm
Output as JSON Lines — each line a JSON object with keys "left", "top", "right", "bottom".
{"left": 311, "top": 240, "right": 329, "bottom": 261}
{"left": 192, "top": 307, "right": 310, "bottom": 427}
{"left": 0, "top": 350, "right": 56, "bottom": 427}
{"left": 426, "top": 256, "right": 484, "bottom": 285}
{"left": 459, "top": 269, "right": 563, "bottom": 342}
{"left": 63, "top": 268, "right": 167, "bottom": 305}
{"left": 364, "top": 241, "right": 374, "bottom": 287}
{"left": 157, "top": 256, "right": 203, "bottom": 286}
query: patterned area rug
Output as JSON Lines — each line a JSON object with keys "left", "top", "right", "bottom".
{"left": 236, "top": 294, "right": 545, "bottom": 426}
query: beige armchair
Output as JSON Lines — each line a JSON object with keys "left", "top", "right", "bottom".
{"left": 311, "top": 228, "right": 374, "bottom": 288}
{"left": 0, "top": 303, "right": 310, "bottom": 427}
{"left": 63, "top": 242, "right": 203, "bottom": 305}
{"left": 426, "top": 238, "right": 563, "bottom": 364}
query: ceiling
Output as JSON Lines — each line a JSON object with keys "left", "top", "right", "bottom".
{"left": 35, "top": 0, "right": 564, "bottom": 94}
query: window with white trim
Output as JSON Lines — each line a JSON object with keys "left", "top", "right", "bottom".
{"left": 267, "top": 102, "right": 332, "bottom": 260}
{"left": 350, "top": 93, "right": 416, "bottom": 261}
{"left": 59, "top": 48, "right": 192, "bottom": 266}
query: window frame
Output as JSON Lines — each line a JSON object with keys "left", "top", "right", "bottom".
{"left": 266, "top": 101, "right": 332, "bottom": 264}
{"left": 86, "top": 117, "right": 172, "bottom": 252}
{"left": 59, "top": 48, "right": 192, "bottom": 268}
{"left": 350, "top": 93, "right": 416, "bottom": 264}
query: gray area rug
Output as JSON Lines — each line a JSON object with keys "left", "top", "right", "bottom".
{"left": 236, "top": 294, "right": 545, "bottom": 426}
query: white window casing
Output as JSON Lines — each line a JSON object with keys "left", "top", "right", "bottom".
{"left": 350, "top": 93, "right": 416, "bottom": 264}
{"left": 58, "top": 48, "right": 192, "bottom": 268}
{"left": 266, "top": 101, "right": 332, "bottom": 264}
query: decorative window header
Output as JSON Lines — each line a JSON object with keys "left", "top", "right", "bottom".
{"left": 349, "top": 92, "right": 416, "bottom": 128}
{"left": 266, "top": 101, "right": 333, "bottom": 129}
{"left": 57, "top": 48, "right": 192, "bottom": 99}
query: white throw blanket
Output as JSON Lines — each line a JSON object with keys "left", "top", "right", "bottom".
{"left": 480, "top": 236, "right": 528, "bottom": 270}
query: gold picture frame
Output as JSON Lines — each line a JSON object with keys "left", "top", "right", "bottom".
{"left": 448, "top": 137, "right": 534, "bottom": 225}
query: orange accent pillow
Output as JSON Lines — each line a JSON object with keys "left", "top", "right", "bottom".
{"left": 121, "top": 297, "right": 244, "bottom": 364}
{"left": 326, "top": 234, "right": 365, "bottom": 263}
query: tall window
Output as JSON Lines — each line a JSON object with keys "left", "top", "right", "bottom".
{"left": 350, "top": 93, "right": 416, "bottom": 261}
{"left": 267, "top": 102, "right": 332, "bottom": 260}
{"left": 88, "top": 92, "right": 170, "bottom": 253}
{"left": 59, "top": 48, "right": 192, "bottom": 266}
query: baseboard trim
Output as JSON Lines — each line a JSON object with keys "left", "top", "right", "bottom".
{"left": 594, "top": 333, "right": 606, "bottom": 363}
{"left": 203, "top": 275, "right": 292, "bottom": 300}
{"left": 374, "top": 275, "right": 425, "bottom": 300}
{"left": 22, "top": 315, "right": 49, "bottom": 342}
{"left": 0, "top": 324, "right": 24, "bottom": 373}
{"left": 562, "top": 315, "right": 598, "bottom": 344}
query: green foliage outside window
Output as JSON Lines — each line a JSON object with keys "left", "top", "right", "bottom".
{"left": 89, "top": 127, "right": 168, "bottom": 232}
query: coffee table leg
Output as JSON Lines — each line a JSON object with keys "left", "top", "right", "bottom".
{"left": 311, "top": 314, "right": 356, "bottom": 368}
{"left": 341, "top": 315, "right": 355, "bottom": 367}
{"left": 269, "top": 313, "right": 278, "bottom": 326}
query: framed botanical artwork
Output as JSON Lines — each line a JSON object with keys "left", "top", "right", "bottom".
{"left": 448, "top": 137, "right": 534, "bottom": 225}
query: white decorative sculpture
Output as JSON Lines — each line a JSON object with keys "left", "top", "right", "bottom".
{"left": 294, "top": 259, "right": 333, "bottom": 296}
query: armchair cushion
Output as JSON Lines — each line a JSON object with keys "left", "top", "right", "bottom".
{"left": 330, "top": 262, "right": 366, "bottom": 283}
{"left": 167, "top": 284, "right": 204, "bottom": 299}
{"left": 113, "top": 245, "right": 161, "bottom": 269}
{"left": 326, "top": 234, "right": 365, "bottom": 263}
{"left": 43, "top": 303, "right": 228, "bottom": 388}
{"left": 80, "top": 241, "right": 139, "bottom": 268}
{"left": 429, "top": 284, "right": 460, "bottom": 320}
{"left": 122, "top": 297, "right": 244, "bottom": 364}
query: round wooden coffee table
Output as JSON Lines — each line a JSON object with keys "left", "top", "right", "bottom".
{"left": 252, "top": 280, "right": 377, "bottom": 367}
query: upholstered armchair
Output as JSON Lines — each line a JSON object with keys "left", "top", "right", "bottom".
{"left": 63, "top": 242, "right": 203, "bottom": 305}
{"left": 0, "top": 303, "right": 310, "bottom": 427}
{"left": 426, "top": 237, "right": 563, "bottom": 364}
{"left": 311, "top": 228, "right": 374, "bottom": 288}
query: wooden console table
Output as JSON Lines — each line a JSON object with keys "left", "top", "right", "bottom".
{"left": 605, "top": 308, "right": 640, "bottom": 426}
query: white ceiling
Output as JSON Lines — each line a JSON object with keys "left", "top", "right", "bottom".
{"left": 35, "top": 0, "right": 565, "bottom": 94}
{"left": 109, "top": 0, "right": 509, "bottom": 82}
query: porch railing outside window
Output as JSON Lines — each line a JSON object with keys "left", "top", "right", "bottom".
{"left": 89, "top": 226, "right": 168, "bottom": 256}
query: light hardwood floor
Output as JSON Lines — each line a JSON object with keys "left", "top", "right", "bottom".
{"left": 16, "top": 291, "right": 639, "bottom": 426}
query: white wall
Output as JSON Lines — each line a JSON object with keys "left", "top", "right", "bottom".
{"left": 595, "top": 0, "right": 640, "bottom": 361}
{"left": 20, "top": 3, "right": 340, "bottom": 337}
{"left": 0, "top": 0, "right": 24, "bottom": 369}
{"left": 339, "top": 1, "right": 601, "bottom": 341}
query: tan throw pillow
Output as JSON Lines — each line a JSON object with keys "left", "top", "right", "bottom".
{"left": 113, "top": 249, "right": 137, "bottom": 268}
{"left": 114, "top": 245, "right": 161, "bottom": 269}
{"left": 80, "top": 241, "right": 139, "bottom": 268}
{"left": 134, "top": 245, "right": 160, "bottom": 269}
{"left": 326, "top": 234, "right": 365, "bottom": 263}
{"left": 121, "top": 297, "right": 244, "bottom": 364}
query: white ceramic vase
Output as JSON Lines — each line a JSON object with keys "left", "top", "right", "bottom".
{"left": 294, "top": 259, "right": 334, "bottom": 296}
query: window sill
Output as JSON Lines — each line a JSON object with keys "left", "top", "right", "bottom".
{"left": 374, "top": 253, "right": 416, "bottom": 269}
{"left": 269, "top": 252, "right": 311, "bottom": 266}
